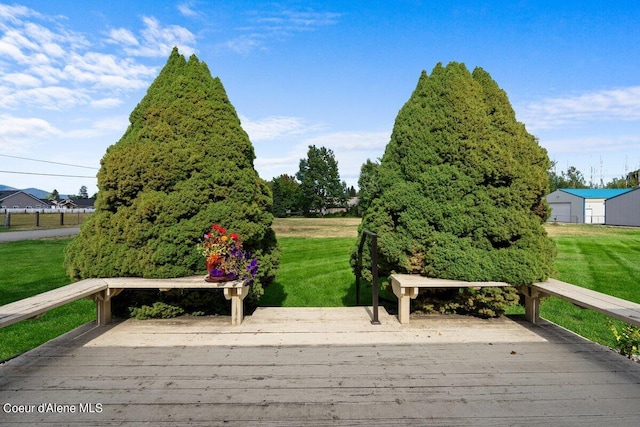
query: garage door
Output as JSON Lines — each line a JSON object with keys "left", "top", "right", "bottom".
{"left": 549, "top": 203, "right": 572, "bottom": 222}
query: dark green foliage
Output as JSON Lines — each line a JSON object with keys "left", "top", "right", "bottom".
{"left": 357, "top": 159, "right": 380, "bottom": 214}
{"left": 65, "top": 48, "right": 280, "bottom": 302}
{"left": 129, "top": 302, "right": 185, "bottom": 320}
{"left": 548, "top": 163, "right": 588, "bottom": 191}
{"left": 355, "top": 63, "right": 556, "bottom": 316}
{"left": 270, "top": 174, "right": 303, "bottom": 217}
{"left": 296, "top": 145, "right": 347, "bottom": 215}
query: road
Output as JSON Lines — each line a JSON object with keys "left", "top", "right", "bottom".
{"left": 0, "top": 227, "right": 80, "bottom": 242}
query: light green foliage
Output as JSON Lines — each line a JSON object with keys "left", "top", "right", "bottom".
{"left": 610, "top": 322, "right": 640, "bottom": 358}
{"left": 64, "top": 48, "right": 280, "bottom": 302}
{"left": 355, "top": 63, "right": 556, "bottom": 316}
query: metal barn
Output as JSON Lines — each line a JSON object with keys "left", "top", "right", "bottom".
{"left": 546, "top": 188, "right": 632, "bottom": 224}
{"left": 605, "top": 188, "right": 640, "bottom": 227}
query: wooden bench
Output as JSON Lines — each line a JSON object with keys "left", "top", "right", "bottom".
{"left": 390, "top": 274, "right": 510, "bottom": 324}
{"left": 0, "top": 279, "right": 107, "bottom": 329}
{"left": 390, "top": 274, "right": 640, "bottom": 328}
{"left": 520, "top": 279, "right": 640, "bottom": 328}
{"left": 101, "top": 276, "right": 249, "bottom": 325}
{"left": 0, "top": 276, "right": 250, "bottom": 329}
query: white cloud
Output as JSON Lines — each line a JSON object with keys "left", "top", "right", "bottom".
{"left": 224, "top": 34, "right": 266, "bottom": 55}
{"left": 241, "top": 115, "right": 322, "bottom": 141}
{"left": 0, "top": 4, "right": 37, "bottom": 22}
{"left": 223, "top": 7, "right": 341, "bottom": 54}
{"left": 66, "top": 115, "right": 129, "bottom": 139}
{"left": 0, "top": 6, "right": 159, "bottom": 112}
{"left": 0, "top": 114, "right": 60, "bottom": 151}
{"left": 1, "top": 72, "right": 41, "bottom": 88}
{"left": 108, "top": 28, "right": 139, "bottom": 46}
{"left": 0, "top": 86, "right": 90, "bottom": 110}
{"left": 304, "top": 130, "right": 389, "bottom": 152}
{"left": 541, "top": 134, "right": 640, "bottom": 154}
{"left": 519, "top": 86, "right": 640, "bottom": 130}
{"left": 177, "top": 2, "right": 199, "bottom": 18}
{"left": 115, "top": 16, "right": 196, "bottom": 57}
{"left": 91, "top": 97, "right": 123, "bottom": 108}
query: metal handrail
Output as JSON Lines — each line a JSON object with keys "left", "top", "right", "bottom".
{"left": 355, "top": 229, "right": 381, "bottom": 325}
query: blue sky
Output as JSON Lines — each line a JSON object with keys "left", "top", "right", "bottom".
{"left": 1, "top": 1, "right": 639, "bottom": 195}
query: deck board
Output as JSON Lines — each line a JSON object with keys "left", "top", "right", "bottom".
{"left": 1, "top": 308, "right": 640, "bottom": 425}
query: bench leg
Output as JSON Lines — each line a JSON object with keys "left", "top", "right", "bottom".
{"left": 391, "top": 282, "right": 419, "bottom": 324}
{"left": 93, "top": 290, "right": 112, "bottom": 326}
{"left": 520, "top": 286, "right": 542, "bottom": 324}
{"left": 224, "top": 286, "right": 250, "bottom": 325}
{"left": 96, "top": 297, "right": 111, "bottom": 326}
{"left": 93, "top": 288, "right": 123, "bottom": 326}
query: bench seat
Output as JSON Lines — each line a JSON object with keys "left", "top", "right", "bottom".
{"left": 101, "top": 276, "right": 249, "bottom": 325}
{"left": 0, "top": 279, "right": 108, "bottom": 329}
{"left": 0, "top": 276, "right": 250, "bottom": 329}
{"left": 523, "top": 279, "right": 640, "bottom": 327}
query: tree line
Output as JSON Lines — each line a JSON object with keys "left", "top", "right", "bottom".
{"left": 549, "top": 163, "right": 640, "bottom": 192}
{"left": 269, "top": 145, "right": 357, "bottom": 217}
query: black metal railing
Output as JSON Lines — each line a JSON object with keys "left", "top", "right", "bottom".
{"left": 355, "top": 229, "right": 381, "bottom": 325}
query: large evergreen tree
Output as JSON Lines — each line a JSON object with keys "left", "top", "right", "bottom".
{"left": 296, "top": 145, "right": 346, "bottom": 215}
{"left": 65, "top": 48, "right": 280, "bottom": 300}
{"left": 355, "top": 63, "right": 555, "bottom": 316}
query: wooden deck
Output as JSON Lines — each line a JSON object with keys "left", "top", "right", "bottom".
{"left": 1, "top": 307, "right": 640, "bottom": 426}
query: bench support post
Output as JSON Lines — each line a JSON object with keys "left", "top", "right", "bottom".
{"left": 519, "top": 286, "right": 544, "bottom": 324}
{"left": 224, "top": 286, "right": 250, "bottom": 325}
{"left": 92, "top": 288, "right": 123, "bottom": 326}
{"left": 391, "top": 281, "right": 419, "bottom": 324}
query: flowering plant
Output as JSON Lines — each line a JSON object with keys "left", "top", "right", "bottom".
{"left": 200, "top": 224, "right": 258, "bottom": 284}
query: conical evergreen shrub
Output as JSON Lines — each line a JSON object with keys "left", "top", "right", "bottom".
{"left": 65, "top": 48, "right": 279, "bottom": 304}
{"left": 355, "top": 63, "right": 556, "bottom": 317}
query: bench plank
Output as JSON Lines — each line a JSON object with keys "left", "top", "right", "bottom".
{"left": 390, "top": 274, "right": 510, "bottom": 289}
{"left": 530, "top": 279, "right": 640, "bottom": 327}
{"left": 0, "top": 279, "right": 107, "bottom": 329}
{"left": 105, "top": 276, "right": 246, "bottom": 289}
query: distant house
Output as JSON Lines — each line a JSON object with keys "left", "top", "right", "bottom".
{"left": 0, "top": 190, "right": 50, "bottom": 209}
{"left": 605, "top": 188, "right": 640, "bottom": 227}
{"left": 51, "top": 198, "right": 96, "bottom": 209}
{"left": 546, "top": 188, "right": 633, "bottom": 224}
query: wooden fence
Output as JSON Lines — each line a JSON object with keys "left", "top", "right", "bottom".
{"left": 1, "top": 210, "right": 94, "bottom": 229}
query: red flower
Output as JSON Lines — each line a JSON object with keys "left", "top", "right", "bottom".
{"left": 230, "top": 233, "right": 239, "bottom": 241}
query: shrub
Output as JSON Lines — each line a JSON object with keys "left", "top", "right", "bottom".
{"left": 610, "top": 322, "right": 640, "bottom": 359}
{"left": 354, "top": 63, "right": 556, "bottom": 317}
{"left": 64, "top": 48, "right": 280, "bottom": 310}
{"left": 130, "top": 302, "right": 184, "bottom": 320}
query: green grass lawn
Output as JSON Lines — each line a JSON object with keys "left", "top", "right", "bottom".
{"left": 1, "top": 222, "right": 639, "bottom": 360}
{"left": 258, "top": 237, "right": 390, "bottom": 308}
{"left": 259, "top": 237, "right": 357, "bottom": 307}
{"left": 541, "top": 226, "right": 640, "bottom": 347}
{"left": 0, "top": 239, "right": 95, "bottom": 361}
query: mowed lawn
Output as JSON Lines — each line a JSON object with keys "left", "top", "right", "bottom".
{"left": 0, "top": 239, "right": 95, "bottom": 361}
{"left": 259, "top": 237, "right": 359, "bottom": 307}
{"left": 1, "top": 219, "right": 639, "bottom": 360}
{"left": 542, "top": 224, "right": 640, "bottom": 346}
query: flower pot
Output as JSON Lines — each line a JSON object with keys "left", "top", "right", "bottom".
{"left": 204, "top": 273, "right": 236, "bottom": 283}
